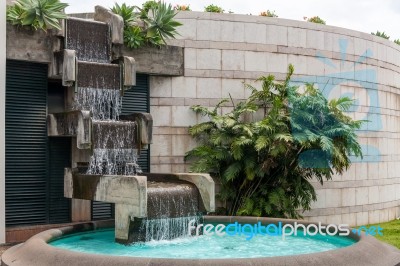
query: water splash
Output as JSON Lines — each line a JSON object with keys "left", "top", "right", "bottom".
{"left": 140, "top": 216, "right": 201, "bottom": 242}
{"left": 86, "top": 148, "right": 142, "bottom": 175}
{"left": 73, "top": 88, "right": 122, "bottom": 120}
{"left": 140, "top": 182, "right": 200, "bottom": 241}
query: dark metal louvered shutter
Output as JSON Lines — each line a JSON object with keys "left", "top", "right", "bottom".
{"left": 122, "top": 73, "right": 150, "bottom": 172}
{"left": 48, "top": 137, "right": 71, "bottom": 223}
{"left": 5, "top": 60, "right": 48, "bottom": 226}
{"left": 91, "top": 74, "right": 150, "bottom": 220}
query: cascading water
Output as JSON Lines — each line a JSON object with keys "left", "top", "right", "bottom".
{"left": 140, "top": 182, "right": 201, "bottom": 241}
{"left": 73, "top": 87, "right": 122, "bottom": 120}
{"left": 65, "top": 17, "right": 203, "bottom": 244}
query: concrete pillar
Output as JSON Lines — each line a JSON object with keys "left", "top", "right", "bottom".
{"left": 1, "top": 0, "right": 7, "bottom": 244}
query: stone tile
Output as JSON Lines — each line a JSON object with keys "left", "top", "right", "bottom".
{"left": 158, "top": 97, "right": 185, "bottom": 106}
{"left": 151, "top": 164, "right": 172, "bottom": 173}
{"left": 220, "top": 21, "right": 244, "bottom": 43}
{"left": 176, "top": 18, "right": 197, "bottom": 40}
{"left": 326, "top": 214, "right": 342, "bottom": 225}
{"left": 288, "top": 27, "right": 306, "bottom": 48}
{"left": 266, "top": 53, "right": 288, "bottom": 73}
{"left": 287, "top": 55, "right": 307, "bottom": 75}
{"left": 244, "top": 51, "right": 267, "bottom": 72}
{"left": 355, "top": 187, "right": 369, "bottom": 205}
{"left": 196, "top": 49, "right": 221, "bottom": 70}
{"left": 150, "top": 106, "right": 171, "bottom": 126}
{"left": 244, "top": 23, "right": 266, "bottom": 44}
{"left": 368, "top": 186, "right": 379, "bottom": 204}
{"left": 325, "top": 189, "right": 342, "bottom": 208}
{"left": 341, "top": 213, "right": 356, "bottom": 226}
{"left": 306, "top": 30, "right": 324, "bottom": 50}
{"left": 151, "top": 135, "right": 172, "bottom": 156}
{"left": 311, "top": 189, "right": 326, "bottom": 209}
{"left": 149, "top": 76, "right": 172, "bottom": 97}
{"left": 184, "top": 98, "right": 210, "bottom": 106}
{"left": 197, "top": 20, "right": 221, "bottom": 41}
{"left": 171, "top": 135, "right": 190, "bottom": 156}
{"left": 221, "top": 79, "right": 245, "bottom": 99}
{"left": 171, "top": 164, "right": 187, "bottom": 173}
{"left": 172, "top": 77, "right": 197, "bottom": 98}
{"left": 171, "top": 106, "right": 197, "bottom": 127}
{"left": 367, "top": 163, "right": 379, "bottom": 179}
{"left": 341, "top": 188, "right": 356, "bottom": 207}
{"left": 222, "top": 50, "right": 245, "bottom": 71}
{"left": 266, "top": 25, "right": 288, "bottom": 46}
{"left": 356, "top": 212, "right": 369, "bottom": 225}
{"left": 368, "top": 210, "right": 380, "bottom": 224}
{"left": 184, "top": 48, "right": 197, "bottom": 69}
{"left": 355, "top": 163, "right": 368, "bottom": 180}
{"left": 197, "top": 78, "right": 222, "bottom": 99}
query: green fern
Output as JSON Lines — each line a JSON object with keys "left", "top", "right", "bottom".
{"left": 186, "top": 64, "right": 363, "bottom": 219}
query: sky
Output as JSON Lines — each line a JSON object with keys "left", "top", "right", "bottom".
{"left": 64, "top": 0, "right": 400, "bottom": 41}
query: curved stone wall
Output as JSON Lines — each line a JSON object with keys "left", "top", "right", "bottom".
{"left": 150, "top": 11, "right": 400, "bottom": 226}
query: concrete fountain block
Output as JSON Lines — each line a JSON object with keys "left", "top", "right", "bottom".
{"left": 62, "top": 49, "right": 76, "bottom": 87}
{"left": 121, "top": 56, "right": 136, "bottom": 88}
{"left": 120, "top": 113, "right": 153, "bottom": 151}
{"left": 64, "top": 168, "right": 148, "bottom": 242}
{"left": 47, "top": 110, "right": 92, "bottom": 149}
{"left": 175, "top": 173, "right": 216, "bottom": 212}
{"left": 94, "top": 5, "right": 124, "bottom": 45}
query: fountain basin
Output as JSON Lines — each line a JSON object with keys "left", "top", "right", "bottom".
{"left": 2, "top": 217, "right": 400, "bottom": 266}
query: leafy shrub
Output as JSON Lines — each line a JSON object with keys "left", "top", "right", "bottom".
{"left": 6, "top": 0, "right": 68, "bottom": 31}
{"left": 112, "top": 1, "right": 181, "bottom": 49}
{"left": 304, "top": 16, "right": 326, "bottom": 24}
{"left": 260, "top": 10, "right": 278, "bottom": 17}
{"left": 143, "top": 1, "right": 182, "bottom": 44}
{"left": 204, "top": 4, "right": 224, "bottom": 13}
{"left": 174, "top": 4, "right": 191, "bottom": 11}
{"left": 140, "top": 0, "right": 159, "bottom": 19}
{"left": 394, "top": 39, "right": 400, "bottom": 45}
{"left": 372, "top": 31, "right": 390, "bottom": 40}
{"left": 186, "top": 65, "right": 363, "bottom": 218}
{"left": 124, "top": 26, "right": 145, "bottom": 49}
{"left": 111, "top": 3, "right": 137, "bottom": 26}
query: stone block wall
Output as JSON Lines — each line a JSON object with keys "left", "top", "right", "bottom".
{"left": 149, "top": 11, "right": 400, "bottom": 225}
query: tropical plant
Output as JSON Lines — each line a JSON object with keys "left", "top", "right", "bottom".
{"left": 304, "top": 16, "right": 326, "bottom": 24}
{"left": 123, "top": 26, "right": 145, "bottom": 49}
{"left": 372, "top": 31, "right": 390, "bottom": 40}
{"left": 260, "top": 10, "right": 278, "bottom": 17}
{"left": 394, "top": 39, "right": 400, "bottom": 45}
{"left": 204, "top": 4, "right": 224, "bottom": 13}
{"left": 6, "top": 0, "right": 68, "bottom": 31}
{"left": 111, "top": 3, "right": 138, "bottom": 26}
{"left": 143, "top": 1, "right": 182, "bottom": 45}
{"left": 174, "top": 4, "right": 191, "bottom": 11}
{"left": 111, "top": 1, "right": 181, "bottom": 49}
{"left": 186, "top": 65, "right": 363, "bottom": 218}
{"left": 140, "top": 0, "right": 159, "bottom": 19}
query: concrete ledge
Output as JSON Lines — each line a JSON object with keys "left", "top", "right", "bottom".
{"left": 6, "top": 23, "right": 61, "bottom": 63}
{"left": 112, "top": 45, "right": 184, "bottom": 76}
{"left": 2, "top": 217, "right": 400, "bottom": 266}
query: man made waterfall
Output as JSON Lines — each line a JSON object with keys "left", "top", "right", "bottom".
{"left": 66, "top": 18, "right": 111, "bottom": 63}
{"left": 56, "top": 14, "right": 214, "bottom": 244}
{"left": 140, "top": 182, "right": 200, "bottom": 241}
{"left": 68, "top": 25, "right": 198, "bottom": 241}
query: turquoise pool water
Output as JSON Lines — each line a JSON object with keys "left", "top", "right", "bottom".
{"left": 50, "top": 228, "right": 356, "bottom": 259}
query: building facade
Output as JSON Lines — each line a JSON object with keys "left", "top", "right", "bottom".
{"left": 1, "top": 9, "right": 400, "bottom": 244}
